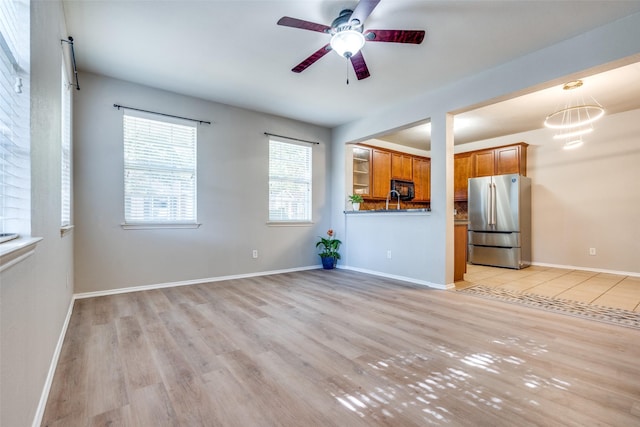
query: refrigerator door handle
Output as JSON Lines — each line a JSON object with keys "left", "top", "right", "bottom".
{"left": 487, "top": 183, "right": 492, "bottom": 226}
{"left": 491, "top": 183, "right": 497, "bottom": 225}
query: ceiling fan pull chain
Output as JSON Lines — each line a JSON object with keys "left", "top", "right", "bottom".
{"left": 346, "top": 58, "right": 350, "bottom": 85}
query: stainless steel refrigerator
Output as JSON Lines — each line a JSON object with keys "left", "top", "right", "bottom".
{"left": 468, "top": 174, "right": 531, "bottom": 269}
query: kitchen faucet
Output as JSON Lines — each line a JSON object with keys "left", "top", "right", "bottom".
{"left": 386, "top": 190, "right": 401, "bottom": 210}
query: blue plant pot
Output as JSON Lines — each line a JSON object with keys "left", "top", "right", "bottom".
{"left": 321, "top": 256, "right": 337, "bottom": 270}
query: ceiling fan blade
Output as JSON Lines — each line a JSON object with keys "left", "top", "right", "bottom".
{"left": 350, "top": 51, "right": 370, "bottom": 80}
{"left": 349, "top": 0, "right": 381, "bottom": 26}
{"left": 277, "top": 16, "right": 330, "bottom": 33}
{"left": 292, "top": 44, "right": 332, "bottom": 73}
{"left": 365, "top": 29, "right": 425, "bottom": 44}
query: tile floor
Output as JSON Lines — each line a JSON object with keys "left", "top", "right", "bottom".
{"left": 457, "top": 264, "right": 640, "bottom": 312}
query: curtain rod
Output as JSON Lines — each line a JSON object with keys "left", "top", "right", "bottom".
{"left": 264, "top": 132, "right": 320, "bottom": 145}
{"left": 61, "top": 36, "right": 80, "bottom": 90}
{"left": 113, "top": 104, "right": 211, "bottom": 125}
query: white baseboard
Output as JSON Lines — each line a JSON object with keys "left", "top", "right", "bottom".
{"left": 342, "top": 265, "right": 451, "bottom": 290}
{"left": 32, "top": 296, "right": 75, "bottom": 427}
{"left": 531, "top": 262, "right": 640, "bottom": 277}
{"left": 74, "top": 265, "right": 320, "bottom": 299}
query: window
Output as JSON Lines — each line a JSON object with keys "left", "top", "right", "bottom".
{"left": 60, "top": 62, "right": 71, "bottom": 228}
{"left": 0, "top": 0, "right": 30, "bottom": 238}
{"left": 268, "top": 138, "right": 312, "bottom": 222}
{"left": 123, "top": 111, "right": 197, "bottom": 225}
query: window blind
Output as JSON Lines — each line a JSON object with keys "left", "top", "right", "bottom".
{"left": 123, "top": 111, "right": 197, "bottom": 224}
{"left": 268, "top": 138, "right": 312, "bottom": 222}
{"left": 0, "top": 0, "right": 30, "bottom": 237}
{"left": 60, "top": 62, "right": 71, "bottom": 227}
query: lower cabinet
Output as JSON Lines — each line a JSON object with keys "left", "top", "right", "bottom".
{"left": 454, "top": 224, "right": 468, "bottom": 281}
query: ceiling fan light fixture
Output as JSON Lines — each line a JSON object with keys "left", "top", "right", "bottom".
{"left": 330, "top": 30, "right": 365, "bottom": 58}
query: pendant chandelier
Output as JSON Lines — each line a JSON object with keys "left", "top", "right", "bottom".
{"left": 544, "top": 80, "right": 605, "bottom": 150}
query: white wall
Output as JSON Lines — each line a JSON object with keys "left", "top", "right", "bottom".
{"left": 344, "top": 213, "right": 441, "bottom": 288}
{"left": 332, "top": 12, "right": 640, "bottom": 286}
{"left": 73, "top": 72, "right": 332, "bottom": 293}
{"left": 0, "top": 1, "right": 75, "bottom": 425}
{"left": 458, "top": 109, "right": 640, "bottom": 274}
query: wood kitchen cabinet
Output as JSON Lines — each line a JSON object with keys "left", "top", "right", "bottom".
{"left": 354, "top": 144, "right": 435, "bottom": 201}
{"left": 472, "top": 142, "right": 528, "bottom": 177}
{"left": 472, "top": 149, "right": 496, "bottom": 177}
{"left": 454, "top": 153, "right": 472, "bottom": 201}
{"left": 391, "top": 153, "right": 413, "bottom": 180}
{"left": 495, "top": 143, "right": 527, "bottom": 175}
{"left": 371, "top": 149, "right": 392, "bottom": 198}
{"left": 412, "top": 157, "right": 430, "bottom": 202}
{"left": 352, "top": 146, "right": 371, "bottom": 197}
{"left": 454, "top": 223, "right": 468, "bottom": 281}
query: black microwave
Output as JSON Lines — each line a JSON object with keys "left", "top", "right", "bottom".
{"left": 391, "top": 179, "right": 415, "bottom": 201}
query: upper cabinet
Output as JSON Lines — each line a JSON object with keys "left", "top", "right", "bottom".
{"left": 495, "top": 143, "right": 527, "bottom": 175}
{"left": 455, "top": 142, "right": 528, "bottom": 201}
{"left": 352, "top": 142, "right": 525, "bottom": 203}
{"left": 391, "top": 153, "right": 413, "bottom": 180}
{"left": 371, "top": 149, "right": 392, "bottom": 199}
{"left": 352, "top": 146, "right": 371, "bottom": 197}
{"left": 454, "top": 153, "right": 472, "bottom": 201}
{"left": 413, "top": 157, "right": 431, "bottom": 202}
{"left": 471, "top": 142, "right": 528, "bottom": 177}
{"left": 472, "top": 149, "right": 495, "bottom": 177}
{"left": 355, "top": 144, "right": 429, "bottom": 201}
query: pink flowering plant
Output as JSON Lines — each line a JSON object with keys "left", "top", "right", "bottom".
{"left": 316, "top": 229, "right": 342, "bottom": 259}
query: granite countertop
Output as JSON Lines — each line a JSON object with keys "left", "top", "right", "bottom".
{"left": 344, "top": 208, "right": 431, "bottom": 214}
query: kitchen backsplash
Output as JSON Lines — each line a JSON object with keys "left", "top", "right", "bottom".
{"left": 455, "top": 201, "right": 468, "bottom": 219}
{"left": 350, "top": 200, "right": 466, "bottom": 218}
{"left": 356, "top": 200, "right": 430, "bottom": 211}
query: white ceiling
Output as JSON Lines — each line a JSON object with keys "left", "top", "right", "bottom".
{"left": 62, "top": 0, "right": 640, "bottom": 144}
{"left": 378, "top": 61, "right": 640, "bottom": 149}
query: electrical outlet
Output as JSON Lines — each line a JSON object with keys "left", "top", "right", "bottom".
{"left": 589, "top": 248, "right": 596, "bottom": 256}
{"left": 252, "top": 250, "right": 258, "bottom": 259}
{"left": 387, "top": 250, "right": 392, "bottom": 259}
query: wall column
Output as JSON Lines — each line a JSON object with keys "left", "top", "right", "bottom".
{"left": 429, "top": 112, "right": 455, "bottom": 287}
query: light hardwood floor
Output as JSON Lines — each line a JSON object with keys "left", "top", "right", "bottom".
{"left": 459, "top": 264, "right": 640, "bottom": 312}
{"left": 43, "top": 269, "right": 640, "bottom": 426}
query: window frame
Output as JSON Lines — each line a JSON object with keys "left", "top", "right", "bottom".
{"left": 267, "top": 137, "right": 313, "bottom": 224}
{"left": 121, "top": 110, "right": 199, "bottom": 229}
{"left": 0, "top": 0, "right": 31, "bottom": 241}
{"left": 60, "top": 59, "right": 72, "bottom": 233}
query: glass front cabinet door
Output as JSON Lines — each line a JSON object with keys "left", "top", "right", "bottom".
{"left": 353, "top": 146, "right": 371, "bottom": 197}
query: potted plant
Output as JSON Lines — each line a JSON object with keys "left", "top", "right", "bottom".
{"left": 316, "top": 229, "right": 342, "bottom": 269}
{"left": 348, "top": 194, "right": 364, "bottom": 211}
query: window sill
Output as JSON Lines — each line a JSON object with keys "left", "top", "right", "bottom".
{"left": 121, "top": 222, "right": 201, "bottom": 230}
{"left": 0, "top": 237, "right": 43, "bottom": 273}
{"left": 60, "top": 225, "right": 74, "bottom": 237}
{"left": 267, "top": 221, "right": 314, "bottom": 227}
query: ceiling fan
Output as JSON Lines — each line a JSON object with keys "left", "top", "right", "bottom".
{"left": 277, "top": 0, "right": 425, "bottom": 81}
